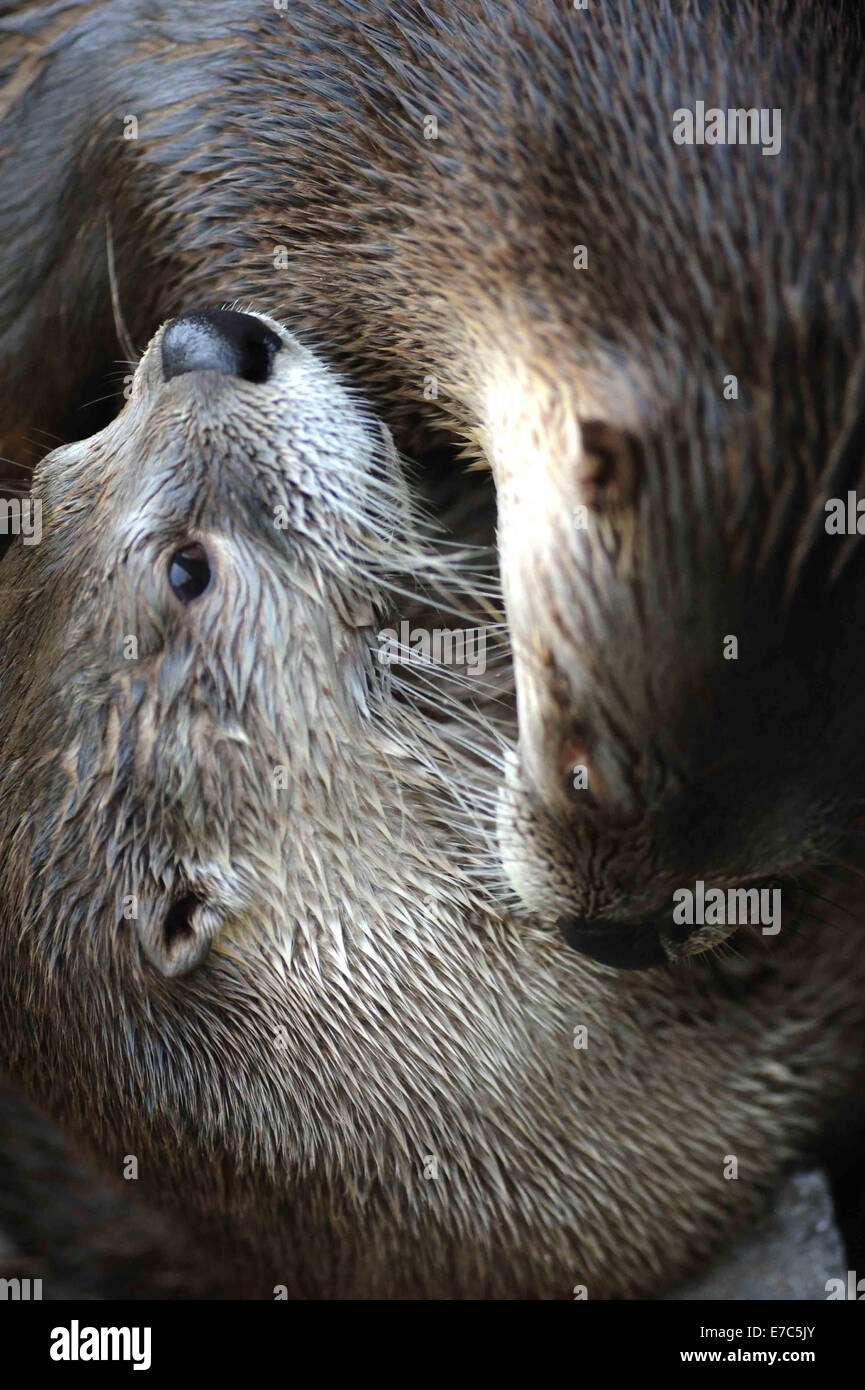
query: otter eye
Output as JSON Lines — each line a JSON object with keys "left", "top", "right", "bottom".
{"left": 168, "top": 543, "right": 212, "bottom": 602}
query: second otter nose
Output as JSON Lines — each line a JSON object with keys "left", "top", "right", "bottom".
{"left": 161, "top": 309, "right": 281, "bottom": 385}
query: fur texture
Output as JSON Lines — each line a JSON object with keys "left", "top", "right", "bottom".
{"left": 1, "top": 1, "right": 864, "bottom": 955}
{"left": 2, "top": 0, "right": 865, "bottom": 1296}
{"left": 0, "top": 314, "right": 864, "bottom": 1298}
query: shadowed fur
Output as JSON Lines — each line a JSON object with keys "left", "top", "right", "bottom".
{"left": 1, "top": 2, "right": 865, "bottom": 963}
{"left": 0, "top": 313, "right": 864, "bottom": 1297}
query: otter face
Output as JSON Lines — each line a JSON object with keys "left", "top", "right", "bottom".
{"left": 0, "top": 308, "right": 423, "bottom": 981}
{"left": 0, "top": 309, "right": 540, "bottom": 1290}
{"left": 491, "top": 340, "right": 865, "bottom": 969}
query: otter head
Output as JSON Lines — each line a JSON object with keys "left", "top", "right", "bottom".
{"left": 0, "top": 309, "right": 492, "bottom": 1217}
{"left": 456, "top": 4, "right": 865, "bottom": 969}
{"left": 0, "top": 308, "right": 420, "bottom": 979}
{"left": 490, "top": 296, "right": 865, "bottom": 970}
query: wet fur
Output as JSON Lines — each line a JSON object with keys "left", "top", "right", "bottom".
{"left": 0, "top": 315, "right": 863, "bottom": 1297}
{"left": 2, "top": 1, "right": 865, "bottom": 930}
{"left": 1, "top": 1, "right": 865, "bottom": 1296}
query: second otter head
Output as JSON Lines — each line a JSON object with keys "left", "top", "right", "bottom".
{"left": 494, "top": 329, "right": 865, "bottom": 970}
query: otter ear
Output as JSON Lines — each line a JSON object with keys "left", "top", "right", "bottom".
{"left": 136, "top": 892, "right": 222, "bottom": 978}
{"left": 576, "top": 421, "right": 641, "bottom": 508}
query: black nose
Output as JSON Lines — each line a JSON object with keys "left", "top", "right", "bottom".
{"left": 558, "top": 917, "right": 671, "bottom": 970}
{"left": 161, "top": 309, "right": 281, "bottom": 385}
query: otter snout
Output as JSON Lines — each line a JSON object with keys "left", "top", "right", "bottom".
{"left": 161, "top": 308, "right": 283, "bottom": 385}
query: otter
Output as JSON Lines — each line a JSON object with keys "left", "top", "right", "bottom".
{"left": 0, "top": 306, "right": 864, "bottom": 1299}
{"left": 1, "top": 1, "right": 865, "bottom": 974}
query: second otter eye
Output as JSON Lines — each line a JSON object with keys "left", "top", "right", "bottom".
{"left": 168, "top": 543, "right": 212, "bottom": 603}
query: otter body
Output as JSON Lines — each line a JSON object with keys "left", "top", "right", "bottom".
{"left": 2, "top": 1, "right": 865, "bottom": 1296}
{"left": 0, "top": 310, "right": 863, "bottom": 1298}
{"left": 1, "top": 2, "right": 865, "bottom": 956}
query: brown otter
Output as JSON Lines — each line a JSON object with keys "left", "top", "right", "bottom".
{"left": 1, "top": 1, "right": 865, "bottom": 972}
{"left": 0, "top": 307, "right": 864, "bottom": 1298}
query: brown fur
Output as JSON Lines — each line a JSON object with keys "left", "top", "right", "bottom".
{"left": 1, "top": 2, "right": 864, "bottom": 956}
{"left": 1, "top": 0, "right": 865, "bottom": 1295}
{"left": 0, "top": 313, "right": 863, "bottom": 1298}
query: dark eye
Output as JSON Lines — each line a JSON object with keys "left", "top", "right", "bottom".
{"left": 168, "top": 542, "right": 212, "bottom": 603}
